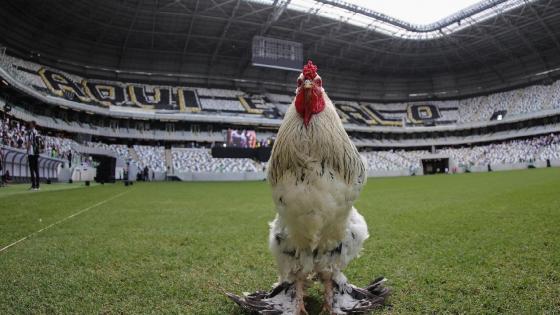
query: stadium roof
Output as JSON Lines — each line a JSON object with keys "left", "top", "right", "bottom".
{"left": 1, "top": 0, "right": 560, "bottom": 101}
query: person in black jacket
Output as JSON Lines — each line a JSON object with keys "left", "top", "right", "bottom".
{"left": 0, "top": 148, "right": 3, "bottom": 188}
{"left": 26, "top": 121, "right": 42, "bottom": 190}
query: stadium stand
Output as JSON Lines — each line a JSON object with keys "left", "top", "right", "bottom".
{"left": 1, "top": 37, "right": 560, "bottom": 180}
{"left": 86, "top": 142, "right": 130, "bottom": 161}
{"left": 199, "top": 98, "right": 245, "bottom": 112}
{"left": 439, "top": 134, "right": 560, "bottom": 167}
{"left": 362, "top": 150, "right": 426, "bottom": 172}
{"left": 172, "top": 148, "right": 262, "bottom": 173}
{"left": 455, "top": 83, "right": 560, "bottom": 123}
{"left": 10, "top": 110, "right": 556, "bottom": 176}
{"left": 196, "top": 88, "right": 241, "bottom": 98}
{"left": 170, "top": 135, "right": 558, "bottom": 174}
{"left": 1, "top": 81, "right": 560, "bottom": 179}
{"left": 0, "top": 114, "right": 77, "bottom": 162}
{"left": 2, "top": 54, "right": 560, "bottom": 128}
{"left": 132, "top": 145, "right": 167, "bottom": 173}
{"left": 360, "top": 134, "right": 560, "bottom": 172}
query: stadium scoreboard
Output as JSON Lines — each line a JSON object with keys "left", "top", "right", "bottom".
{"left": 252, "top": 36, "right": 303, "bottom": 71}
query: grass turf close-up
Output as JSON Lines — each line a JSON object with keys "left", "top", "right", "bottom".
{"left": 1, "top": 168, "right": 559, "bottom": 314}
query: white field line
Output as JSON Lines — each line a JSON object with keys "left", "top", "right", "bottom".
{"left": 0, "top": 189, "right": 131, "bottom": 254}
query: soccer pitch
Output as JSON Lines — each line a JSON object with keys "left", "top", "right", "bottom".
{"left": 1, "top": 169, "right": 559, "bottom": 314}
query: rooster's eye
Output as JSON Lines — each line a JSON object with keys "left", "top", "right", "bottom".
{"left": 297, "top": 79, "right": 303, "bottom": 87}
{"left": 314, "top": 78, "right": 322, "bottom": 87}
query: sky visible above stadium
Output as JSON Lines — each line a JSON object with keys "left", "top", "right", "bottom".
{"left": 249, "top": 0, "right": 533, "bottom": 39}
{"left": 345, "top": 0, "right": 482, "bottom": 24}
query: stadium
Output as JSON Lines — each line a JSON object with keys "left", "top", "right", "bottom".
{"left": 0, "top": 0, "right": 559, "bottom": 313}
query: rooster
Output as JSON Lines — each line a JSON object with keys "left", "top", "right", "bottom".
{"left": 227, "top": 61, "right": 389, "bottom": 314}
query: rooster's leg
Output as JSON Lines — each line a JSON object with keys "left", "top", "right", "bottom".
{"left": 295, "top": 274, "right": 308, "bottom": 315}
{"left": 320, "top": 272, "right": 335, "bottom": 315}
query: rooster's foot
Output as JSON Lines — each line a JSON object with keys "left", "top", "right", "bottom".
{"left": 332, "top": 276, "right": 391, "bottom": 314}
{"left": 226, "top": 281, "right": 299, "bottom": 315}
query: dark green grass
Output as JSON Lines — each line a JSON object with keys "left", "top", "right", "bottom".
{"left": 1, "top": 169, "right": 559, "bottom": 314}
{"left": 0, "top": 181, "right": 100, "bottom": 199}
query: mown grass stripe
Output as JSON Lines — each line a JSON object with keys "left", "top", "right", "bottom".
{"left": 0, "top": 189, "right": 131, "bottom": 254}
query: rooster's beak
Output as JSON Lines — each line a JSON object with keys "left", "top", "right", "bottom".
{"left": 303, "top": 79, "right": 313, "bottom": 89}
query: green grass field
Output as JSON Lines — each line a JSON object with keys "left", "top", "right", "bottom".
{"left": 1, "top": 169, "right": 559, "bottom": 314}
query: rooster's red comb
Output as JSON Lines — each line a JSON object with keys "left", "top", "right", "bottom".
{"left": 302, "top": 60, "right": 318, "bottom": 80}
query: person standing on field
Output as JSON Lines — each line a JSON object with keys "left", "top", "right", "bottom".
{"left": 26, "top": 121, "right": 42, "bottom": 190}
{"left": 0, "top": 148, "right": 4, "bottom": 188}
